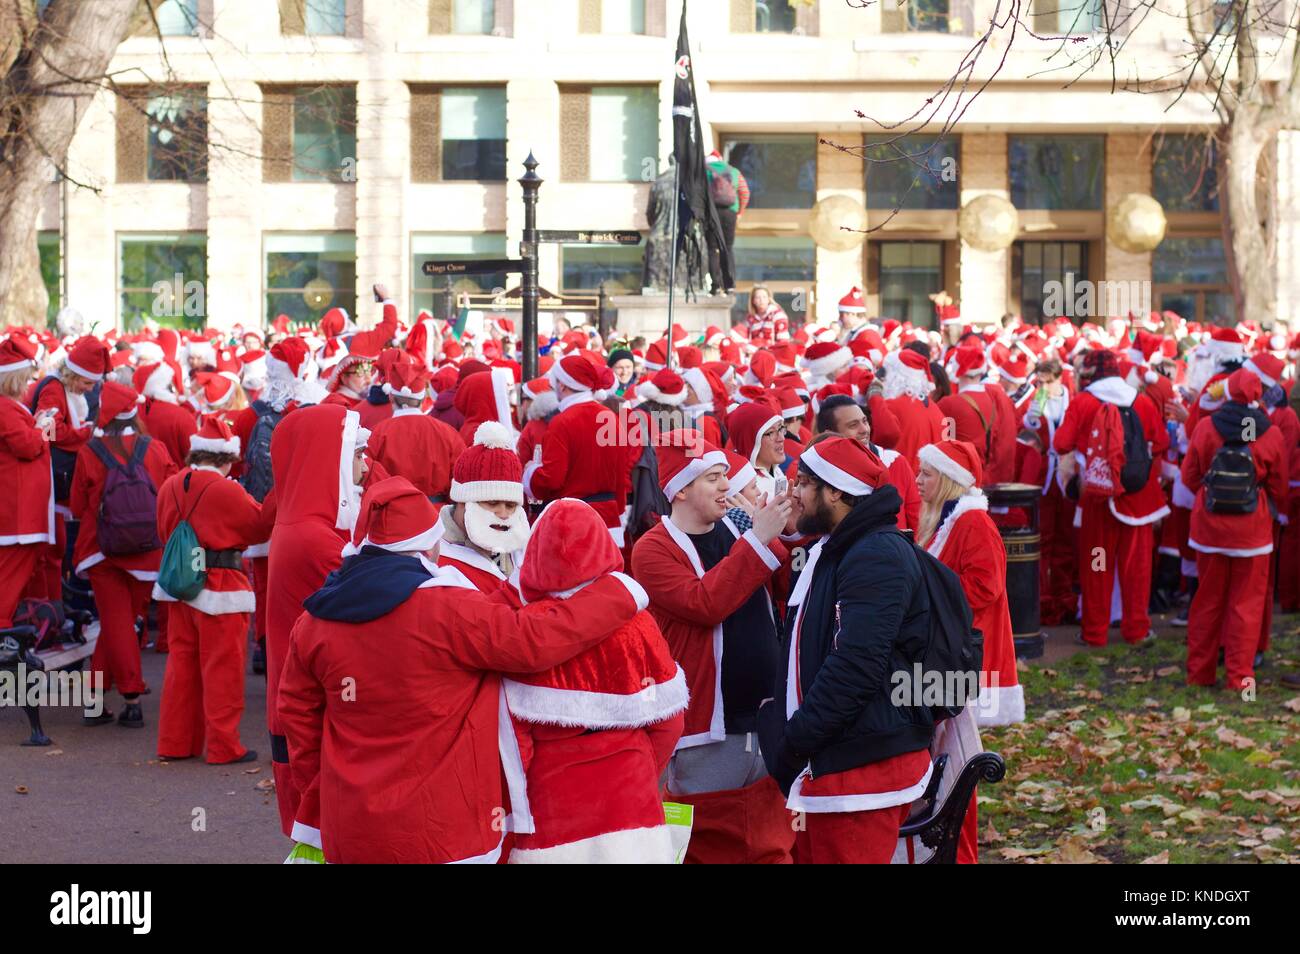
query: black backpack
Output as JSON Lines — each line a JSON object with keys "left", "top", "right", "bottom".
{"left": 28, "top": 375, "right": 88, "bottom": 501}
{"left": 1204, "top": 439, "right": 1258, "bottom": 514}
{"left": 627, "top": 420, "right": 671, "bottom": 539}
{"left": 902, "top": 537, "right": 984, "bottom": 722}
{"left": 1117, "top": 404, "right": 1153, "bottom": 494}
{"left": 240, "top": 400, "right": 283, "bottom": 503}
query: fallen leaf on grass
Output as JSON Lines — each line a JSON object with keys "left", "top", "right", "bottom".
{"left": 1283, "top": 697, "right": 1300, "bottom": 713}
{"left": 999, "top": 845, "right": 1053, "bottom": 860}
{"left": 1215, "top": 726, "right": 1256, "bottom": 750}
{"left": 1054, "top": 837, "right": 1107, "bottom": 864}
{"left": 1140, "top": 850, "right": 1169, "bottom": 864}
{"left": 1260, "top": 827, "right": 1285, "bottom": 842}
{"left": 981, "top": 821, "right": 1004, "bottom": 844}
{"left": 1173, "top": 707, "right": 1191, "bottom": 723}
{"left": 1156, "top": 666, "right": 1180, "bottom": 678}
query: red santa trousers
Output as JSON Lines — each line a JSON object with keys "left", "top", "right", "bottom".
{"left": 1187, "top": 551, "right": 1268, "bottom": 690}
{"left": 158, "top": 604, "right": 250, "bottom": 763}
{"left": 1277, "top": 495, "right": 1300, "bottom": 611}
{"left": 1077, "top": 498, "right": 1154, "bottom": 644}
{"left": 86, "top": 563, "right": 149, "bottom": 696}
{"left": 673, "top": 776, "right": 795, "bottom": 864}
{"left": 251, "top": 556, "right": 269, "bottom": 644}
{"left": 34, "top": 514, "right": 66, "bottom": 601}
{"left": 0, "top": 544, "right": 42, "bottom": 627}
{"left": 1038, "top": 484, "right": 1076, "bottom": 626}
{"left": 795, "top": 802, "right": 912, "bottom": 864}
{"left": 153, "top": 601, "right": 170, "bottom": 653}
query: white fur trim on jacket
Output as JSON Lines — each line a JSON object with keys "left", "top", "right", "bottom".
{"left": 151, "top": 582, "right": 256, "bottom": 615}
{"left": 75, "top": 552, "right": 157, "bottom": 582}
{"left": 244, "top": 540, "right": 270, "bottom": 558}
{"left": 508, "top": 824, "right": 675, "bottom": 865}
{"left": 787, "top": 758, "right": 933, "bottom": 813}
{"left": 1086, "top": 375, "right": 1137, "bottom": 407}
{"left": 504, "top": 664, "right": 688, "bottom": 730}
{"left": 1188, "top": 537, "right": 1274, "bottom": 558}
{"left": 918, "top": 444, "right": 976, "bottom": 490}
{"left": 925, "top": 490, "right": 988, "bottom": 560}
{"left": 290, "top": 821, "right": 322, "bottom": 850}
{"left": 1107, "top": 499, "right": 1170, "bottom": 526}
{"left": 336, "top": 410, "right": 361, "bottom": 532}
{"left": 609, "top": 571, "right": 650, "bottom": 611}
{"left": 976, "top": 682, "right": 1025, "bottom": 727}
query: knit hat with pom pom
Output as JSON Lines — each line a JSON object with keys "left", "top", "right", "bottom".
{"left": 451, "top": 420, "right": 524, "bottom": 503}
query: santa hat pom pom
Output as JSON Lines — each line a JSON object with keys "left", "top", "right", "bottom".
{"left": 474, "top": 420, "right": 514, "bottom": 450}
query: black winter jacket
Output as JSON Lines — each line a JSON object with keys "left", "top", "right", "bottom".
{"left": 760, "top": 485, "right": 936, "bottom": 790}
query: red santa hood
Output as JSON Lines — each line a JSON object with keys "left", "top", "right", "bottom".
{"left": 505, "top": 498, "right": 686, "bottom": 729}
{"left": 270, "top": 404, "right": 369, "bottom": 533}
{"left": 729, "top": 401, "right": 783, "bottom": 466}
{"left": 454, "top": 365, "right": 516, "bottom": 437}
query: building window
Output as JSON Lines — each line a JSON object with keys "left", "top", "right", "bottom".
{"left": 261, "top": 85, "right": 357, "bottom": 182}
{"left": 1008, "top": 135, "right": 1104, "bottom": 210}
{"left": 588, "top": 86, "right": 658, "bottom": 182}
{"left": 1013, "top": 240, "right": 1088, "bottom": 325}
{"left": 120, "top": 233, "right": 208, "bottom": 331}
{"left": 723, "top": 134, "right": 816, "bottom": 209}
{"left": 876, "top": 242, "right": 943, "bottom": 324}
{"left": 1034, "top": 0, "right": 1104, "bottom": 33}
{"left": 442, "top": 87, "right": 507, "bottom": 180}
{"left": 155, "top": 0, "right": 199, "bottom": 35}
{"left": 39, "top": 231, "right": 60, "bottom": 328}
{"left": 453, "top": 0, "right": 495, "bottom": 33}
{"left": 146, "top": 91, "right": 208, "bottom": 182}
{"left": 561, "top": 243, "right": 645, "bottom": 294}
{"left": 412, "top": 233, "right": 508, "bottom": 318}
{"left": 729, "top": 235, "right": 815, "bottom": 326}
{"left": 865, "top": 135, "right": 959, "bottom": 210}
{"left": 1155, "top": 237, "right": 1233, "bottom": 324}
{"left": 756, "top": 0, "right": 798, "bottom": 32}
{"left": 1152, "top": 134, "right": 1219, "bottom": 213}
{"left": 880, "top": 0, "right": 953, "bottom": 32}
{"left": 305, "top": 0, "right": 347, "bottom": 34}
{"left": 265, "top": 233, "right": 357, "bottom": 327}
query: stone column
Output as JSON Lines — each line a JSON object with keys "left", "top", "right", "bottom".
{"left": 814, "top": 136, "right": 866, "bottom": 325}
{"left": 1103, "top": 132, "right": 1153, "bottom": 319}
{"left": 958, "top": 132, "right": 1009, "bottom": 327}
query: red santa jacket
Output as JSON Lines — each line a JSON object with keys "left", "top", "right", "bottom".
{"left": 516, "top": 417, "right": 550, "bottom": 467}
{"left": 1181, "top": 406, "right": 1288, "bottom": 556}
{"left": 356, "top": 397, "right": 394, "bottom": 430}
{"left": 368, "top": 408, "right": 466, "bottom": 503}
{"left": 866, "top": 393, "right": 901, "bottom": 450}
{"left": 70, "top": 432, "right": 177, "bottom": 580}
{"left": 29, "top": 375, "right": 91, "bottom": 506}
{"left": 438, "top": 541, "right": 515, "bottom": 594}
{"left": 139, "top": 396, "right": 197, "bottom": 468}
{"left": 983, "top": 385, "right": 1020, "bottom": 484}
{"left": 319, "top": 391, "right": 362, "bottom": 410}
{"left": 0, "top": 396, "right": 55, "bottom": 545}
{"left": 275, "top": 566, "right": 648, "bottom": 863}
{"left": 879, "top": 446, "right": 921, "bottom": 534}
{"left": 523, "top": 394, "right": 640, "bottom": 543}
{"left": 154, "top": 467, "right": 263, "bottom": 615}
{"left": 883, "top": 394, "right": 944, "bottom": 473}
{"left": 937, "top": 386, "right": 1002, "bottom": 480}
{"left": 924, "top": 492, "right": 1023, "bottom": 726}
{"left": 1053, "top": 376, "right": 1171, "bottom": 525}
{"left": 630, "top": 515, "right": 786, "bottom": 749}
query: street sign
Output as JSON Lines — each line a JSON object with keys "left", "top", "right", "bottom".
{"left": 537, "top": 230, "right": 642, "bottom": 246}
{"left": 421, "top": 258, "right": 523, "bottom": 276}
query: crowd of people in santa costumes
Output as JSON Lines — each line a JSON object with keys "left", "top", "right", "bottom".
{"left": 5, "top": 275, "right": 1300, "bottom": 864}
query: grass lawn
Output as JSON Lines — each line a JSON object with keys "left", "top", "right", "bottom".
{"left": 977, "top": 618, "right": 1300, "bottom": 863}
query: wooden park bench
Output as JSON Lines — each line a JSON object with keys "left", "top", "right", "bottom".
{"left": 1, "top": 612, "right": 98, "bottom": 747}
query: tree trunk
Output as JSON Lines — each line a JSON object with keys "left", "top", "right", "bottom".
{"left": 1225, "top": 107, "right": 1276, "bottom": 327}
{"left": 0, "top": 0, "right": 139, "bottom": 329}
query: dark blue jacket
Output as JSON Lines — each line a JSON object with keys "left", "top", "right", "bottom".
{"left": 760, "top": 485, "right": 936, "bottom": 790}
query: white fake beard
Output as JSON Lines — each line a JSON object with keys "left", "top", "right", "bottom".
{"left": 464, "top": 501, "right": 530, "bottom": 555}
{"left": 66, "top": 390, "right": 89, "bottom": 429}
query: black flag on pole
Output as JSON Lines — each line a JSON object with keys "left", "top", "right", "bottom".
{"left": 671, "top": 0, "right": 730, "bottom": 299}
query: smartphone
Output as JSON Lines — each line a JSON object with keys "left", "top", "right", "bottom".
{"left": 774, "top": 475, "right": 789, "bottom": 497}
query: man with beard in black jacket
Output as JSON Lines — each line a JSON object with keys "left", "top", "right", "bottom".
{"left": 759, "top": 436, "right": 937, "bottom": 863}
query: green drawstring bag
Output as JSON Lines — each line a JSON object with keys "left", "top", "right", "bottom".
{"left": 157, "top": 479, "right": 216, "bottom": 601}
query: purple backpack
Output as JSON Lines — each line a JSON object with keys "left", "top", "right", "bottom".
{"left": 89, "top": 437, "right": 162, "bottom": 556}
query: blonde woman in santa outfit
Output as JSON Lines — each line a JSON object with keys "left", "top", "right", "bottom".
{"left": 915, "top": 439, "right": 1024, "bottom": 864}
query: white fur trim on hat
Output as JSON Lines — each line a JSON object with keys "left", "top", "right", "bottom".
{"left": 680, "top": 367, "right": 712, "bottom": 405}
{"left": 382, "top": 382, "right": 427, "bottom": 400}
{"left": 550, "top": 360, "right": 590, "bottom": 394}
{"left": 663, "top": 449, "right": 728, "bottom": 500}
{"left": 636, "top": 379, "right": 688, "bottom": 406}
{"left": 918, "top": 443, "right": 975, "bottom": 489}
{"left": 0, "top": 358, "right": 34, "bottom": 374}
{"left": 800, "top": 444, "right": 874, "bottom": 497}
{"left": 1243, "top": 358, "right": 1278, "bottom": 389}
{"left": 746, "top": 414, "right": 784, "bottom": 466}
{"left": 727, "top": 462, "right": 757, "bottom": 495}
{"left": 189, "top": 434, "right": 241, "bottom": 456}
{"left": 801, "top": 346, "right": 852, "bottom": 379}
{"left": 64, "top": 357, "right": 102, "bottom": 381}
{"left": 450, "top": 479, "right": 524, "bottom": 504}
{"left": 341, "top": 519, "right": 445, "bottom": 558}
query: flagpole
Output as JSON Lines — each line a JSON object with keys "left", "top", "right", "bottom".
{"left": 664, "top": 157, "right": 681, "bottom": 372}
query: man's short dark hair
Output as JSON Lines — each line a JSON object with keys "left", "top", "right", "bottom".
{"left": 902, "top": 340, "right": 930, "bottom": 358}
{"left": 815, "top": 394, "right": 860, "bottom": 436}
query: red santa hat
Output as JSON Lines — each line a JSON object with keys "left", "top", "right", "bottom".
{"left": 187, "top": 336, "right": 217, "bottom": 367}
{"left": 551, "top": 353, "right": 614, "bottom": 395}
{"left": 132, "top": 362, "right": 176, "bottom": 401}
{"left": 66, "top": 336, "right": 110, "bottom": 381}
{"left": 318, "top": 306, "right": 351, "bottom": 338}
{"left": 656, "top": 432, "right": 728, "bottom": 500}
{"left": 799, "top": 436, "right": 886, "bottom": 496}
{"left": 520, "top": 375, "right": 551, "bottom": 401}
{"left": 451, "top": 421, "right": 524, "bottom": 504}
{"left": 744, "top": 349, "right": 776, "bottom": 387}
{"left": 1205, "top": 326, "right": 1246, "bottom": 365}
{"left": 194, "top": 372, "right": 239, "bottom": 409}
{"left": 382, "top": 360, "right": 430, "bottom": 400}
{"left": 642, "top": 338, "right": 673, "bottom": 372}
{"left": 847, "top": 328, "right": 886, "bottom": 366}
{"left": 190, "top": 414, "right": 241, "bottom": 456}
{"left": 703, "top": 325, "right": 727, "bottom": 347}
{"left": 993, "top": 349, "right": 1030, "bottom": 385}
{"left": 945, "top": 344, "right": 987, "bottom": 380}
{"left": 724, "top": 448, "right": 757, "bottom": 497}
{"left": 838, "top": 286, "right": 866, "bottom": 314}
{"left": 801, "top": 341, "right": 853, "bottom": 380}
{"left": 1243, "top": 353, "right": 1283, "bottom": 390}
{"left": 505, "top": 498, "right": 681, "bottom": 732}
{"left": 347, "top": 476, "right": 443, "bottom": 555}
{"left": 268, "top": 336, "right": 310, "bottom": 383}
{"left": 1226, "top": 367, "right": 1263, "bottom": 405}
{"left": 770, "top": 341, "right": 798, "bottom": 372}
{"left": 728, "top": 402, "right": 783, "bottom": 467}
{"left": 454, "top": 366, "right": 516, "bottom": 434}
{"left": 918, "top": 440, "right": 983, "bottom": 490}
{"left": 96, "top": 381, "right": 140, "bottom": 427}
{"left": 239, "top": 349, "right": 268, "bottom": 386}
{"left": 637, "top": 368, "right": 689, "bottom": 406}
{"left": 718, "top": 337, "right": 742, "bottom": 365}
{"left": 771, "top": 370, "right": 810, "bottom": 401}
{"left": 773, "top": 386, "right": 806, "bottom": 421}
{"left": 0, "top": 333, "right": 39, "bottom": 373}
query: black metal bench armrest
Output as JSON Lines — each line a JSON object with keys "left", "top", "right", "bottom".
{"left": 898, "top": 751, "right": 1007, "bottom": 864}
